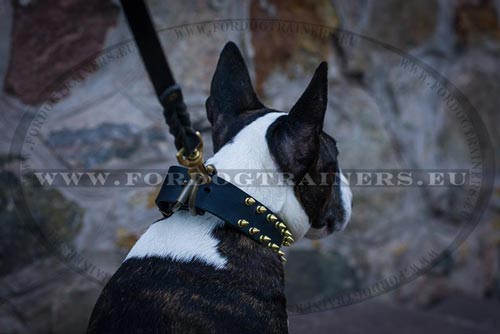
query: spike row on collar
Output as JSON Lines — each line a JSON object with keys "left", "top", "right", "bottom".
{"left": 240, "top": 197, "right": 292, "bottom": 262}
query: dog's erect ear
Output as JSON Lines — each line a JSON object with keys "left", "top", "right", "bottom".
{"left": 207, "top": 42, "right": 266, "bottom": 152}
{"left": 208, "top": 42, "right": 263, "bottom": 118}
{"left": 288, "top": 61, "right": 328, "bottom": 132}
{"left": 267, "top": 62, "right": 329, "bottom": 181}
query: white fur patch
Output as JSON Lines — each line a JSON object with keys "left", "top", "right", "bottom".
{"left": 338, "top": 167, "right": 352, "bottom": 230}
{"left": 207, "top": 112, "right": 311, "bottom": 240}
{"left": 125, "top": 211, "right": 227, "bottom": 269}
{"left": 126, "top": 112, "right": 315, "bottom": 267}
{"left": 304, "top": 226, "right": 327, "bottom": 239}
{"left": 304, "top": 166, "right": 352, "bottom": 239}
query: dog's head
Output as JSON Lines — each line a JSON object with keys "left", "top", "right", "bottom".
{"left": 206, "top": 42, "right": 352, "bottom": 241}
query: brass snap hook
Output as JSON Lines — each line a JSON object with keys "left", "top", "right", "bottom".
{"left": 176, "top": 131, "right": 210, "bottom": 182}
{"left": 173, "top": 132, "right": 216, "bottom": 215}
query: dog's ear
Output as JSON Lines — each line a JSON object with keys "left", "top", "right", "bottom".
{"left": 267, "top": 62, "right": 328, "bottom": 181}
{"left": 207, "top": 42, "right": 263, "bottom": 120}
{"left": 288, "top": 61, "right": 328, "bottom": 133}
{"left": 207, "top": 42, "right": 265, "bottom": 151}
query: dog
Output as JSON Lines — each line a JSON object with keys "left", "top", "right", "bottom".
{"left": 87, "top": 41, "right": 352, "bottom": 334}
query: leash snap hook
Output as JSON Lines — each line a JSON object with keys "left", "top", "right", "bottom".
{"left": 173, "top": 132, "right": 216, "bottom": 215}
{"left": 176, "top": 131, "right": 211, "bottom": 183}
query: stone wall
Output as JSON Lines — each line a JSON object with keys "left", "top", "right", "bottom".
{"left": 1, "top": 0, "right": 499, "bottom": 332}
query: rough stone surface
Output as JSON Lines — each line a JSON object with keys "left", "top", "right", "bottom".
{"left": 289, "top": 297, "right": 500, "bottom": 334}
{"left": 366, "top": 0, "right": 439, "bottom": 49}
{"left": 284, "top": 249, "right": 359, "bottom": 306}
{"left": 455, "top": 0, "right": 500, "bottom": 46}
{"left": 250, "top": 0, "right": 338, "bottom": 95}
{"left": 0, "top": 257, "right": 104, "bottom": 333}
{"left": 0, "top": 158, "right": 83, "bottom": 277}
{"left": 3, "top": 0, "right": 119, "bottom": 105}
{"left": 1, "top": 0, "right": 500, "bottom": 333}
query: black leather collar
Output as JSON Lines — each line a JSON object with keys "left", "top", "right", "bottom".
{"left": 155, "top": 166, "right": 293, "bottom": 260}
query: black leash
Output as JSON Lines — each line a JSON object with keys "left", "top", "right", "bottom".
{"left": 120, "top": 0, "right": 200, "bottom": 157}
{"left": 119, "top": 1, "right": 292, "bottom": 261}
{"left": 120, "top": 0, "right": 212, "bottom": 213}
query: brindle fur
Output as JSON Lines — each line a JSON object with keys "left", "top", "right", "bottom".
{"left": 87, "top": 225, "right": 286, "bottom": 333}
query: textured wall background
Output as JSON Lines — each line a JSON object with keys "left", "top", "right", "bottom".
{"left": 1, "top": 0, "right": 500, "bottom": 333}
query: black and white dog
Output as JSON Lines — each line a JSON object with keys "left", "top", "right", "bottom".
{"left": 87, "top": 42, "right": 352, "bottom": 334}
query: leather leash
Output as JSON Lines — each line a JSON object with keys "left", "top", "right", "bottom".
{"left": 119, "top": 0, "right": 291, "bottom": 261}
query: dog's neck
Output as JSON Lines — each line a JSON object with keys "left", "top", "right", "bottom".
{"left": 126, "top": 113, "right": 309, "bottom": 269}
{"left": 207, "top": 112, "right": 310, "bottom": 239}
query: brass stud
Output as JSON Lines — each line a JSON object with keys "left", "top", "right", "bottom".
{"left": 283, "top": 230, "right": 293, "bottom": 238}
{"left": 275, "top": 222, "right": 287, "bottom": 230}
{"left": 266, "top": 214, "right": 278, "bottom": 223}
{"left": 205, "top": 164, "right": 216, "bottom": 175}
{"left": 259, "top": 235, "right": 271, "bottom": 243}
{"left": 278, "top": 250, "right": 286, "bottom": 257}
{"left": 280, "top": 256, "right": 287, "bottom": 263}
{"left": 283, "top": 240, "right": 291, "bottom": 247}
{"left": 237, "top": 219, "right": 249, "bottom": 228}
{"left": 249, "top": 227, "right": 260, "bottom": 235}
{"left": 268, "top": 243, "right": 280, "bottom": 252}
{"left": 284, "top": 236, "right": 295, "bottom": 244}
{"left": 255, "top": 205, "right": 267, "bottom": 214}
{"left": 244, "top": 197, "right": 256, "bottom": 206}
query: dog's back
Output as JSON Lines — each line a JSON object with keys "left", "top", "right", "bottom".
{"left": 87, "top": 213, "right": 288, "bottom": 334}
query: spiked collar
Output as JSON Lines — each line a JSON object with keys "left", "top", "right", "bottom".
{"left": 155, "top": 166, "right": 293, "bottom": 262}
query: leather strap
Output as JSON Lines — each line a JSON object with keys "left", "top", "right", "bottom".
{"left": 120, "top": 0, "right": 174, "bottom": 98}
{"left": 156, "top": 166, "right": 287, "bottom": 248}
{"left": 120, "top": 0, "right": 200, "bottom": 155}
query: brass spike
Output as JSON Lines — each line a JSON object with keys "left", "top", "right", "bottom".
{"left": 275, "top": 222, "right": 287, "bottom": 230}
{"left": 237, "top": 219, "right": 249, "bottom": 228}
{"left": 244, "top": 197, "right": 256, "bottom": 206}
{"left": 266, "top": 214, "right": 278, "bottom": 223}
{"left": 249, "top": 227, "right": 260, "bottom": 235}
{"left": 284, "top": 236, "right": 295, "bottom": 244}
{"left": 283, "top": 230, "right": 293, "bottom": 238}
{"left": 255, "top": 205, "right": 267, "bottom": 214}
{"left": 282, "top": 240, "right": 291, "bottom": 247}
{"left": 268, "top": 243, "right": 280, "bottom": 252}
{"left": 278, "top": 250, "right": 286, "bottom": 256}
{"left": 280, "top": 256, "right": 287, "bottom": 263}
{"left": 259, "top": 235, "right": 271, "bottom": 243}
